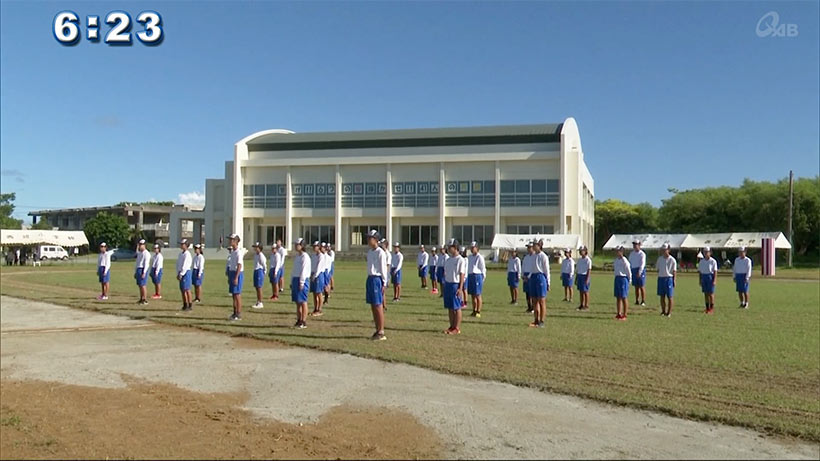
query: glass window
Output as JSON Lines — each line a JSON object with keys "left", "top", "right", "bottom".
{"left": 266, "top": 184, "right": 277, "bottom": 196}
{"left": 405, "top": 182, "right": 415, "bottom": 194}
{"left": 484, "top": 180, "right": 495, "bottom": 193}
{"left": 531, "top": 180, "right": 546, "bottom": 193}
{"left": 410, "top": 226, "right": 420, "bottom": 245}
{"left": 500, "top": 180, "right": 514, "bottom": 193}
{"left": 472, "top": 181, "right": 483, "bottom": 193}
{"left": 515, "top": 180, "right": 530, "bottom": 193}
{"left": 417, "top": 182, "right": 428, "bottom": 194}
{"left": 547, "top": 179, "right": 560, "bottom": 193}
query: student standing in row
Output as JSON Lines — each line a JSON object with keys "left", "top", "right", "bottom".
{"left": 443, "top": 239, "right": 466, "bottom": 335}
{"left": 507, "top": 249, "right": 521, "bottom": 305}
{"left": 309, "top": 241, "right": 325, "bottom": 316}
{"left": 467, "top": 241, "right": 486, "bottom": 318}
{"left": 269, "top": 243, "right": 282, "bottom": 300}
{"left": 575, "top": 246, "right": 592, "bottom": 311}
{"left": 276, "top": 239, "right": 287, "bottom": 294}
{"left": 656, "top": 243, "right": 677, "bottom": 318}
{"left": 251, "top": 242, "right": 267, "bottom": 309}
{"left": 561, "top": 248, "right": 575, "bottom": 303}
{"left": 613, "top": 245, "right": 632, "bottom": 321}
{"left": 629, "top": 240, "right": 647, "bottom": 306}
{"left": 733, "top": 246, "right": 752, "bottom": 309}
{"left": 429, "top": 247, "right": 439, "bottom": 294}
{"left": 226, "top": 234, "right": 244, "bottom": 321}
{"left": 417, "top": 245, "right": 429, "bottom": 289}
{"left": 529, "top": 240, "right": 550, "bottom": 328}
{"left": 322, "top": 243, "right": 332, "bottom": 305}
{"left": 291, "top": 238, "right": 311, "bottom": 329}
{"left": 436, "top": 247, "right": 447, "bottom": 298}
{"left": 522, "top": 242, "right": 535, "bottom": 313}
{"left": 192, "top": 243, "right": 205, "bottom": 303}
{"left": 327, "top": 244, "right": 336, "bottom": 293}
{"left": 177, "top": 239, "right": 193, "bottom": 311}
{"left": 150, "top": 243, "right": 164, "bottom": 299}
{"left": 134, "top": 239, "right": 151, "bottom": 305}
{"left": 698, "top": 246, "right": 718, "bottom": 314}
{"left": 97, "top": 242, "right": 111, "bottom": 300}
{"left": 366, "top": 230, "right": 389, "bottom": 340}
{"left": 391, "top": 242, "right": 403, "bottom": 302}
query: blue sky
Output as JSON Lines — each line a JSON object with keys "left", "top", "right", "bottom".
{"left": 1, "top": 1, "right": 818, "bottom": 220}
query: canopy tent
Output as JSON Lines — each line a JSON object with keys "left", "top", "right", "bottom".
{"left": 0, "top": 229, "right": 89, "bottom": 247}
{"left": 602, "top": 232, "right": 791, "bottom": 250}
{"left": 491, "top": 233, "right": 582, "bottom": 251}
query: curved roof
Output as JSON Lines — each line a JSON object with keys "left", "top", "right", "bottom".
{"left": 244, "top": 123, "right": 563, "bottom": 152}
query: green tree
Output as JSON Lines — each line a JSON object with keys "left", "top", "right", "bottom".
{"left": 83, "top": 212, "right": 130, "bottom": 249}
{"left": 594, "top": 199, "right": 659, "bottom": 249}
{"left": 31, "top": 218, "right": 53, "bottom": 230}
{"left": 0, "top": 193, "right": 23, "bottom": 229}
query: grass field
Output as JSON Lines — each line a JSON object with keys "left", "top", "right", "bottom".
{"left": 1, "top": 260, "right": 818, "bottom": 441}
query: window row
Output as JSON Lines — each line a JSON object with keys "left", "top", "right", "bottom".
{"left": 350, "top": 225, "right": 387, "bottom": 246}
{"left": 445, "top": 180, "right": 495, "bottom": 208}
{"left": 506, "top": 225, "right": 555, "bottom": 235}
{"left": 452, "top": 225, "right": 494, "bottom": 247}
{"left": 393, "top": 181, "right": 440, "bottom": 195}
{"left": 400, "top": 225, "right": 439, "bottom": 247}
{"left": 301, "top": 225, "right": 336, "bottom": 245}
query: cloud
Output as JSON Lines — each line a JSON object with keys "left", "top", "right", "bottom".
{"left": 178, "top": 191, "right": 206, "bottom": 209}
{"left": 94, "top": 114, "right": 121, "bottom": 127}
{"left": 1, "top": 169, "right": 25, "bottom": 183}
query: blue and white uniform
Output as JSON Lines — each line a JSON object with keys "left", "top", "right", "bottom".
{"left": 366, "top": 246, "right": 389, "bottom": 306}
{"left": 507, "top": 255, "right": 521, "bottom": 288}
{"left": 575, "top": 255, "right": 592, "bottom": 292}
{"left": 291, "top": 251, "right": 311, "bottom": 303}
{"left": 522, "top": 252, "right": 535, "bottom": 296}
{"left": 733, "top": 255, "right": 752, "bottom": 293}
{"left": 97, "top": 250, "right": 112, "bottom": 283}
{"left": 177, "top": 249, "right": 193, "bottom": 291}
{"left": 277, "top": 246, "right": 287, "bottom": 281}
{"left": 613, "top": 256, "right": 632, "bottom": 298}
{"left": 628, "top": 249, "right": 646, "bottom": 288}
{"left": 135, "top": 248, "right": 151, "bottom": 287}
{"left": 226, "top": 247, "right": 245, "bottom": 295}
{"left": 253, "top": 251, "right": 267, "bottom": 289}
{"left": 310, "top": 252, "right": 324, "bottom": 293}
{"left": 656, "top": 255, "right": 677, "bottom": 297}
{"left": 150, "top": 252, "right": 164, "bottom": 285}
{"left": 328, "top": 249, "right": 335, "bottom": 278}
{"left": 467, "top": 252, "right": 486, "bottom": 295}
{"left": 436, "top": 252, "right": 447, "bottom": 284}
{"left": 391, "top": 250, "right": 404, "bottom": 285}
{"left": 561, "top": 256, "right": 575, "bottom": 287}
{"left": 417, "top": 250, "right": 429, "bottom": 278}
{"left": 698, "top": 257, "right": 718, "bottom": 294}
{"left": 443, "top": 253, "right": 466, "bottom": 310}
{"left": 530, "top": 250, "right": 550, "bottom": 299}
{"left": 192, "top": 252, "right": 205, "bottom": 287}
{"left": 269, "top": 248, "right": 282, "bottom": 284}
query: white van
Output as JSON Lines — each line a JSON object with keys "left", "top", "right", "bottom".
{"left": 38, "top": 245, "right": 69, "bottom": 261}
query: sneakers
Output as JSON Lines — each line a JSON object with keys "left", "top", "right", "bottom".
{"left": 139, "top": 299, "right": 148, "bottom": 305}
{"left": 370, "top": 332, "right": 387, "bottom": 341}
{"left": 528, "top": 321, "right": 539, "bottom": 328}
{"left": 431, "top": 288, "right": 438, "bottom": 294}
{"left": 97, "top": 295, "right": 108, "bottom": 300}
{"left": 194, "top": 298, "right": 201, "bottom": 303}
{"left": 392, "top": 297, "right": 399, "bottom": 303}
{"left": 615, "top": 314, "right": 627, "bottom": 321}
{"left": 525, "top": 308, "right": 534, "bottom": 313}
{"left": 444, "top": 328, "right": 460, "bottom": 335}
{"left": 270, "top": 295, "right": 279, "bottom": 300}
{"left": 251, "top": 302, "right": 264, "bottom": 309}
{"left": 294, "top": 321, "right": 307, "bottom": 329}
{"left": 536, "top": 321, "right": 545, "bottom": 328}
{"left": 229, "top": 313, "right": 241, "bottom": 321}
{"left": 640, "top": 301, "right": 646, "bottom": 307}
{"left": 151, "top": 294, "right": 162, "bottom": 299}
{"left": 704, "top": 308, "right": 714, "bottom": 314}
{"left": 311, "top": 311, "right": 324, "bottom": 317}
{"left": 475, "top": 312, "right": 481, "bottom": 318}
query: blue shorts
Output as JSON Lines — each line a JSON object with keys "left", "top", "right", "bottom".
{"left": 576, "top": 273, "right": 590, "bottom": 293}
{"left": 268, "top": 267, "right": 279, "bottom": 283}
{"left": 98, "top": 266, "right": 110, "bottom": 283}
{"left": 193, "top": 269, "right": 204, "bottom": 287}
{"left": 631, "top": 268, "right": 646, "bottom": 287}
{"left": 734, "top": 274, "right": 749, "bottom": 293}
{"left": 324, "top": 271, "right": 330, "bottom": 289}
{"left": 179, "top": 270, "right": 192, "bottom": 291}
{"left": 507, "top": 271, "right": 519, "bottom": 288}
{"left": 419, "top": 266, "right": 428, "bottom": 278}
{"left": 278, "top": 266, "right": 284, "bottom": 281}
{"left": 523, "top": 273, "right": 531, "bottom": 295}
{"left": 700, "top": 273, "right": 715, "bottom": 294}
{"left": 561, "top": 272, "right": 574, "bottom": 287}
{"left": 151, "top": 268, "right": 163, "bottom": 285}
{"left": 135, "top": 268, "right": 148, "bottom": 286}
{"left": 391, "top": 269, "right": 402, "bottom": 285}
{"left": 614, "top": 275, "right": 630, "bottom": 298}
{"left": 310, "top": 274, "right": 325, "bottom": 293}
{"left": 291, "top": 277, "right": 309, "bottom": 303}
{"left": 657, "top": 276, "right": 674, "bottom": 297}
{"left": 253, "top": 268, "right": 265, "bottom": 288}
{"left": 467, "top": 273, "right": 484, "bottom": 295}
{"left": 436, "top": 267, "right": 445, "bottom": 284}
{"left": 227, "top": 270, "right": 243, "bottom": 295}
{"left": 530, "top": 272, "right": 548, "bottom": 298}
{"left": 443, "top": 282, "right": 462, "bottom": 310}
{"left": 366, "top": 275, "right": 384, "bottom": 306}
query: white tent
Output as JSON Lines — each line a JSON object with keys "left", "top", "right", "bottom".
{"left": 0, "top": 229, "right": 89, "bottom": 247}
{"left": 603, "top": 232, "right": 791, "bottom": 250}
{"left": 491, "top": 233, "right": 582, "bottom": 250}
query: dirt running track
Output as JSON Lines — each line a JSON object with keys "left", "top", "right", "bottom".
{"left": 1, "top": 296, "right": 817, "bottom": 459}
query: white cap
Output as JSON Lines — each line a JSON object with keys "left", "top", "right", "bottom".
{"left": 153, "top": 243, "right": 160, "bottom": 249}
{"left": 227, "top": 233, "right": 240, "bottom": 241}
{"left": 393, "top": 241, "right": 400, "bottom": 247}
{"left": 632, "top": 239, "right": 641, "bottom": 245}
{"left": 193, "top": 243, "right": 202, "bottom": 249}
{"left": 312, "top": 240, "right": 321, "bottom": 247}
{"left": 661, "top": 243, "right": 671, "bottom": 250}
{"left": 138, "top": 239, "right": 146, "bottom": 245}
{"left": 431, "top": 246, "right": 436, "bottom": 251}
{"left": 294, "top": 238, "right": 305, "bottom": 246}
{"left": 578, "top": 245, "right": 588, "bottom": 251}
{"left": 616, "top": 245, "right": 625, "bottom": 251}
{"left": 368, "top": 229, "right": 380, "bottom": 240}
{"left": 447, "top": 238, "right": 458, "bottom": 248}
{"left": 470, "top": 241, "right": 478, "bottom": 248}
{"left": 703, "top": 246, "right": 711, "bottom": 252}
{"left": 252, "top": 241, "right": 263, "bottom": 248}
{"left": 563, "top": 247, "right": 571, "bottom": 252}
{"left": 739, "top": 246, "right": 746, "bottom": 252}
{"left": 179, "top": 239, "right": 189, "bottom": 246}
{"left": 99, "top": 242, "right": 107, "bottom": 247}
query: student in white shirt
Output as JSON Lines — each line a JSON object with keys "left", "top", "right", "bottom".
{"left": 467, "top": 241, "right": 487, "bottom": 318}
{"left": 733, "top": 246, "right": 753, "bottom": 309}
{"left": 192, "top": 244, "right": 205, "bottom": 304}
{"left": 309, "top": 241, "right": 325, "bottom": 317}
{"left": 134, "top": 239, "right": 151, "bottom": 304}
{"left": 698, "top": 246, "right": 718, "bottom": 314}
{"left": 575, "top": 246, "right": 592, "bottom": 311}
{"left": 96, "top": 242, "right": 112, "bottom": 300}
{"left": 276, "top": 239, "right": 287, "bottom": 294}
{"left": 522, "top": 243, "right": 536, "bottom": 313}
{"left": 251, "top": 242, "right": 267, "bottom": 309}
{"left": 391, "top": 242, "right": 404, "bottom": 302}
{"left": 321, "top": 243, "right": 332, "bottom": 305}
{"left": 269, "top": 243, "right": 282, "bottom": 300}
{"left": 436, "top": 247, "right": 447, "bottom": 298}
{"left": 290, "top": 238, "right": 311, "bottom": 328}
{"left": 443, "top": 239, "right": 466, "bottom": 335}
{"left": 417, "top": 245, "right": 430, "bottom": 289}
{"left": 529, "top": 240, "right": 550, "bottom": 328}
{"left": 429, "top": 247, "right": 439, "bottom": 294}
{"left": 507, "top": 249, "right": 521, "bottom": 305}
{"left": 327, "top": 244, "right": 336, "bottom": 292}
{"left": 560, "top": 248, "right": 575, "bottom": 303}
{"left": 613, "top": 245, "right": 632, "bottom": 320}
{"left": 629, "top": 240, "right": 647, "bottom": 306}
{"left": 365, "top": 230, "right": 389, "bottom": 340}
{"left": 150, "top": 243, "right": 164, "bottom": 299}
{"left": 656, "top": 243, "right": 677, "bottom": 317}
{"left": 176, "top": 239, "right": 194, "bottom": 311}
{"left": 226, "top": 234, "right": 244, "bottom": 321}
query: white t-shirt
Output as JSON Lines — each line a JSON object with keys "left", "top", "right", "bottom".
{"left": 151, "top": 252, "right": 164, "bottom": 274}
{"left": 292, "top": 252, "right": 311, "bottom": 285}
{"left": 417, "top": 251, "right": 429, "bottom": 267}
{"left": 98, "top": 251, "right": 112, "bottom": 274}
{"left": 522, "top": 253, "right": 535, "bottom": 274}
{"left": 613, "top": 257, "right": 632, "bottom": 279}
{"left": 628, "top": 250, "right": 646, "bottom": 273}
{"left": 733, "top": 256, "right": 752, "bottom": 278}
{"left": 656, "top": 255, "right": 677, "bottom": 278}
{"left": 227, "top": 247, "right": 245, "bottom": 272}
{"left": 507, "top": 256, "right": 521, "bottom": 274}
{"left": 698, "top": 257, "right": 718, "bottom": 275}
{"left": 193, "top": 253, "right": 205, "bottom": 273}
{"left": 467, "top": 253, "right": 486, "bottom": 276}
{"left": 444, "top": 254, "right": 466, "bottom": 284}
{"left": 561, "top": 257, "right": 575, "bottom": 276}
{"left": 254, "top": 252, "right": 267, "bottom": 271}
{"left": 176, "top": 250, "right": 192, "bottom": 276}
{"left": 366, "top": 247, "right": 389, "bottom": 285}
{"left": 392, "top": 251, "right": 404, "bottom": 271}
{"left": 576, "top": 256, "right": 592, "bottom": 275}
{"left": 135, "top": 249, "right": 151, "bottom": 270}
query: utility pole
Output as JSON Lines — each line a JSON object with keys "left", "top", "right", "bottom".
{"left": 788, "top": 170, "right": 794, "bottom": 267}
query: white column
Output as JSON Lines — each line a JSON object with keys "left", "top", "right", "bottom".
{"left": 559, "top": 133, "right": 566, "bottom": 234}
{"left": 286, "top": 167, "right": 293, "bottom": 246}
{"left": 386, "top": 164, "right": 393, "bottom": 245}
{"left": 494, "top": 161, "right": 501, "bottom": 261}
{"left": 232, "top": 144, "right": 246, "bottom": 241}
{"left": 438, "top": 163, "right": 446, "bottom": 245}
{"left": 194, "top": 220, "right": 202, "bottom": 244}
{"left": 335, "top": 165, "right": 342, "bottom": 250}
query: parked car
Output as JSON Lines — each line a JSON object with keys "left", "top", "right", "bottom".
{"left": 37, "top": 245, "right": 69, "bottom": 261}
{"left": 110, "top": 248, "right": 137, "bottom": 261}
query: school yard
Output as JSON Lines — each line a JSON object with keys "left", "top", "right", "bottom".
{"left": 1, "top": 260, "right": 818, "bottom": 458}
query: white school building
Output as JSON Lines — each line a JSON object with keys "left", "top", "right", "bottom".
{"left": 201, "top": 117, "right": 594, "bottom": 253}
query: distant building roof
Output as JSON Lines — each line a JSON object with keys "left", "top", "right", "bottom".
{"left": 246, "top": 123, "right": 563, "bottom": 152}
{"left": 28, "top": 204, "right": 189, "bottom": 217}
